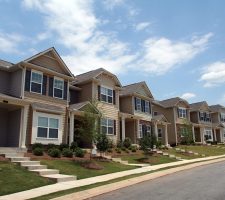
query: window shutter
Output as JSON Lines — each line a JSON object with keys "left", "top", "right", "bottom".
{"left": 142, "top": 124, "right": 146, "bottom": 136}
{"left": 63, "top": 81, "right": 68, "bottom": 100}
{"left": 149, "top": 102, "right": 151, "bottom": 114}
{"left": 134, "top": 97, "right": 137, "bottom": 110}
{"left": 98, "top": 85, "right": 101, "bottom": 101}
{"left": 141, "top": 100, "right": 145, "bottom": 112}
{"left": 25, "top": 70, "right": 31, "bottom": 91}
{"left": 42, "top": 75, "right": 47, "bottom": 95}
{"left": 177, "top": 108, "right": 180, "bottom": 118}
{"left": 114, "top": 120, "right": 116, "bottom": 135}
{"left": 48, "top": 77, "right": 54, "bottom": 97}
{"left": 113, "top": 90, "right": 116, "bottom": 105}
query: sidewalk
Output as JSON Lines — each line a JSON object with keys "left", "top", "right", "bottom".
{"left": 1, "top": 155, "right": 225, "bottom": 200}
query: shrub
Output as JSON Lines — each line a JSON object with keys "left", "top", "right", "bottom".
{"left": 32, "top": 143, "right": 43, "bottom": 151}
{"left": 33, "top": 147, "right": 44, "bottom": 156}
{"left": 62, "top": 148, "right": 73, "bottom": 158}
{"left": 47, "top": 143, "right": 58, "bottom": 150}
{"left": 131, "top": 146, "right": 137, "bottom": 152}
{"left": 95, "top": 133, "right": 110, "bottom": 154}
{"left": 107, "top": 149, "right": 113, "bottom": 153}
{"left": 125, "top": 149, "right": 130, "bottom": 153}
{"left": 115, "top": 148, "right": 121, "bottom": 154}
{"left": 121, "top": 146, "right": 126, "bottom": 151}
{"left": 48, "top": 148, "right": 61, "bottom": 158}
{"left": 139, "top": 134, "right": 157, "bottom": 154}
{"left": 74, "top": 147, "right": 85, "bottom": 158}
{"left": 116, "top": 140, "right": 123, "bottom": 148}
{"left": 70, "top": 141, "right": 78, "bottom": 151}
{"left": 59, "top": 143, "right": 69, "bottom": 151}
{"left": 123, "top": 137, "right": 132, "bottom": 148}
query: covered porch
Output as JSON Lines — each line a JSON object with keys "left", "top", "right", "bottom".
{"left": 0, "top": 94, "right": 29, "bottom": 148}
{"left": 193, "top": 124, "right": 213, "bottom": 144}
{"left": 212, "top": 123, "right": 224, "bottom": 143}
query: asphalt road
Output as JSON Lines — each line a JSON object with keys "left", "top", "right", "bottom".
{"left": 90, "top": 161, "right": 225, "bottom": 200}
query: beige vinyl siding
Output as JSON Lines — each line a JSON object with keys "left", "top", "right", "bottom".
{"left": 190, "top": 111, "right": 199, "bottom": 123}
{"left": 78, "top": 82, "right": 93, "bottom": 102}
{"left": 176, "top": 102, "right": 190, "bottom": 124}
{"left": 0, "top": 70, "right": 10, "bottom": 94}
{"left": 9, "top": 69, "right": 22, "bottom": 98}
{"left": 211, "top": 113, "right": 219, "bottom": 123}
{"left": 29, "top": 55, "right": 67, "bottom": 75}
{"left": 120, "top": 96, "right": 133, "bottom": 114}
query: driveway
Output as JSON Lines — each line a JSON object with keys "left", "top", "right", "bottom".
{"left": 90, "top": 161, "right": 225, "bottom": 200}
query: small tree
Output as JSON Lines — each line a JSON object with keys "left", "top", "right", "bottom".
{"left": 95, "top": 133, "right": 110, "bottom": 156}
{"left": 180, "top": 119, "right": 194, "bottom": 145}
{"left": 139, "top": 134, "right": 157, "bottom": 156}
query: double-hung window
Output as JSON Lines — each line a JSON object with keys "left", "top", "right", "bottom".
{"left": 200, "top": 112, "right": 204, "bottom": 121}
{"left": 31, "top": 70, "right": 43, "bottom": 94}
{"left": 54, "top": 77, "right": 64, "bottom": 99}
{"left": 204, "top": 128, "right": 212, "bottom": 141}
{"left": 37, "top": 117, "right": 59, "bottom": 139}
{"left": 206, "top": 113, "right": 211, "bottom": 122}
{"left": 136, "top": 98, "right": 141, "bottom": 111}
{"left": 178, "top": 107, "right": 187, "bottom": 118}
{"left": 101, "top": 87, "right": 113, "bottom": 104}
{"left": 101, "top": 118, "right": 114, "bottom": 135}
{"left": 145, "top": 101, "right": 150, "bottom": 113}
{"left": 221, "top": 113, "right": 225, "bottom": 123}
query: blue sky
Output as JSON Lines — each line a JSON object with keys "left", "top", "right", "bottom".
{"left": 0, "top": 0, "right": 225, "bottom": 106}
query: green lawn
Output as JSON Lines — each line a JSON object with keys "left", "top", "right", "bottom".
{"left": 178, "top": 145, "right": 225, "bottom": 156}
{"left": 41, "top": 160, "right": 138, "bottom": 179}
{"left": 119, "top": 154, "right": 177, "bottom": 165}
{"left": 0, "top": 161, "right": 53, "bottom": 196}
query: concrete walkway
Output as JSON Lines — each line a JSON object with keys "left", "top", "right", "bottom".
{"left": 1, "top": 155, "right": 225, "bottom": 200}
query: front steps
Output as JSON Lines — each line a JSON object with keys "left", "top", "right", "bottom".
{"left": 1, "top": 150, "right": 76, "bottom": 183}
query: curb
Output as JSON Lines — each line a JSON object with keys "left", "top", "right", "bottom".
{"left": 52, "top": 157, "right": 225, "bottom": 200}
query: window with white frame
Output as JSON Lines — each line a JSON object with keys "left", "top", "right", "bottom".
{"left": 200, "top": 112, "right": 204, "bottom": 121}
{"left": 158, "top": 128, "right": 162, "bottom": 138}
{"left": 204, "top": 128, "right": 213, "bottom": 141}
{"left": 178, "top": 107, "right": 187, "bottom": 118}
{"left": 101, "top": 87, "right": 113, "bottom": 104}
{"left": 145, "top": 101, "right": 150, "bottom": 113}
{"left": 221, "top": 113, "right": 225, "bottom": 123}
{"left": 37, "top": 116, "right": 59, "bottom": 139}
{"left": 54, "top": 77, "right": 64, "bottom": 99}
{"left": 31, "top": 70, "right": 43, "bottom": 94}
{"left": 136, "top": 98, "right": 141, "bottom": 111}
{"left": 139, "top": 124, "right": 143, "bottom": 138}
{"left": 101, "top": 118, "right": 114, "bottom": 135}
{"left": 206, "top": 113, "right": 211, "bottom": 122}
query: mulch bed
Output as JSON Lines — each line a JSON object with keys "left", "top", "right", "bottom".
{"left": 0, "top": 155, "right": 9, "bottom": 161}
{"left": 80, "top": 161, "right": 104, "bottom": 170}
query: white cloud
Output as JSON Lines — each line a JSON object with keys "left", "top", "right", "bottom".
{"left": 199, "top": 61, "right": 225, "bottom": 87}
{"left": 180, "top": 92, "right": 196, "bottom": 100}
{"left": 135, "top": 22, "right": 150, "bottom": 31}
{"left": 0, "top": 32, "right": 23, "bottom": 53}
{"left": 102, "top": 0, "right": 125, "bottom": 10}
{"left": 136, "top": 33, "right": 213, "bottom": 75}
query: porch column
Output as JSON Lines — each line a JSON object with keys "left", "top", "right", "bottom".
{"left": 136, "top": 119, "right": 140, "bottom": 139}
{"left": 220, "top": 129, "right": 223, "bottom": 143}
{"left": 192, "top": 126, "right": 195, "bottom": 142}
{"left": 69, "top": 113, "right": 74, "bottom": 145}
{"left": 213, "top": 128, "right": 217, "bottom": 141}
{"left": 121, "top": 117, "right": 126, "bottom": 141}
{"left": 164, "top": 124, "right": 169, "bottom": 146}
{"left": 200, "top": 127, "right": 204, "bottom": 144}
{"left": 20, "top": 105, "right": 29, "bottom": 148}
{"left": 154, "top": 122, "right": 158, "bottom": 140}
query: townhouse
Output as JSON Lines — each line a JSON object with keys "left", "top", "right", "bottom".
{"left": 0, "top": 48, "right": 74, "bottom": 149}
{"left": 153, "top": 97, "right": 191, "bottom": 146}
{"left": 119, "top": 82, "right": 169, "bottom": 145}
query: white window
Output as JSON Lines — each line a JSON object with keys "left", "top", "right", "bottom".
{"left": 136, "top": 98, "right": 141, "bottom": 111}
{"left": 139, "top": 124, "right": 143, "bottom": 138}
{"left": 158, "top": 128, "right": 162, "bottom": 138}
{"left": 145, "top": 101, "right": 150, "bottom": 113}
{"left": 221, "top": 113, "right": 225, "bottom": 123}
{"left": 204, "top": 128, "right": 213, "bottom": 141}
{"left": 200, "top": 112, "right": 204, "bottom": 121}
{"left": 101, "top": 87, "right": 113, "bottom": 104}
{"left": 101, "top": 118, "right": 114, "bottom": 135}
{"left": 30, "top": 70, "right": 43, "bottom": 94}
{"left": 178, "top": 107, "right": 187, "bottom": 118}
{"left": 54, "top": 77, "right": 64, "bottom": 99}
{"left": 37, "top": 116, "right": 59, "bottom": 139}
{"left": 206, "top": 113, "right": 211, "bottom": 122}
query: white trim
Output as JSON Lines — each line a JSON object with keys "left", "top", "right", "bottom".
{"left": 100, "top": 85, "right": 113, "bottom": 104}
{"left": 30, "top": 70, "right": 43, "bottom": 94}
{"left": 178, "top": 107, "right": 187, "bottom": 118}
{"left": 31, "top": 111, "right": 63, "bottom": 145}
{"left": 204, "top": 128, "right": 213, "bottom": 142}
{"left": 101, "top": 118, "right": 114, "bottom": 135}
{"left": 53, "top": 76, "right": 64, "bottom": 99}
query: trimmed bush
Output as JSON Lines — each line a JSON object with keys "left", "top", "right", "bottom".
{"left": 121, "top": 146, "right": 126, "bottom": 151}
{"left": 123, "top": 137, "right": 132, "bottom": 148}
{"left": 32, "top": 143, "right": 43, "bottom": 151}
{"left": 130, "top": 146, "right": 137, "bottom": 152}
{"left": 47, "top": 143, "right": 58, "bottom": 150}
{"left": 48, "top": 148, "right": 61, "bottom": 158}
{"left": 116, "top": 140, "right": 123, "bottom": 148}
{"left": 62, "top": 148, "right": 73, "bottom": 158}
{"left": 125, "top": 149, "right": 130, "bottom": 153}
{"left": 115, "top": 148, "right": 121, "bottom": 154}
{"left": 107, "top": 148, "right": 113, "bottom": 153}
{"left": 74, "top": 147, "right": 85, "bottom": 158}
{"left": 70, "top": 142, "right": 78, "bottom": 151}
{"left": 59, "top": 143, "right": 69, "bottom": 151}
{"left": 33, "top": 147, "right": 44, "bottom": 156}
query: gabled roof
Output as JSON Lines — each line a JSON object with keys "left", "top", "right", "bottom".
{"left": 152, "top": 114, "right": 169, "bottom": 123}
{"left": 69, "top": 101, "right": 100, "bottom": 114}
{"left": 159, "top": 97, "right": 189, "bottom": 108}
{"left": 23, "top": 47, "right": 74, "bottom": 78}
{"left": 120, "top": 81, "right": 154, "bottom": 99}
{"left": 73, "top": 68, "right": 122, "bottom": 87}
{"left": 190, "top": 101, "right": 209, "bottom": 111}
{"left": 0, "top": 59, "right": 14, "bottom": 69}
{"left": 209, "top": 104, "right": 225, "bottom": 113}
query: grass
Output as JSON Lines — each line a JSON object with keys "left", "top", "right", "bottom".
{"left": 0, "top": 161, "right": 53, "bottom": 196}
{"left": 120, "top": 153, "right": 177, "bottom": 165}
{"left": 40, "top": 160, "right": 138, "bottom": 179}
{"left": 178, "top": 145, "right": 225, "bottom": 156}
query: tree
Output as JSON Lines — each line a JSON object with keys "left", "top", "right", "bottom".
{"left": 139, "top": 134, "right": 157, "bottom": 155}
{"left": 95, "top": 133, "right": 110, "bottom": 156}
{"left": 179, "top": 119, "right": 194, "bottom": 145}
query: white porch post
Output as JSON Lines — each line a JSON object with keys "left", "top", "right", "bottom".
{"left": 136, "top": 119, "right": 140, "bottom": 139}
{"left": 220, "top": 129, "right": 223, "bottom": 143}
{"left": 192, "top": 126, "right": 195, "bottom": 142}
{"left": 213, "top": 128, "right": 217, "bottom": 141}
{"left": 20, "top": 105, "right": 29, "bottom": 148}
{"left": 69, "top": 112, "right": 74, "bottom": 145}
{"left": 154, "top": 122, "right": 158, "bottom": 140}
{"left": 121, "top": 117, "right": 126, "bottom": 141}
{"left": 200, "top": 127, "right": 204, "bottom": 144}
{"left": 165, "top": 124, "right": 169, "bottom": 146}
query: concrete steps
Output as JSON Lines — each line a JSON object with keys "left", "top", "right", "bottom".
{"left": 42, "top": 174, "right": 77, "bottom": 183}
{"left": 24, "top": 164, "right": 47, "bottom": 170}
{"left": 31, "top": 169, "right": 59, "bottom": 176}
{"left": 10, "top": 157, "right": 30, "bottom": 162}
{"left": 14, "top": 160, "right": 41, "bottom": 166}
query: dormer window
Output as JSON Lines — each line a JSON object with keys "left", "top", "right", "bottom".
{"left": 101, "top": 86, "right": 113, "bottom": 104}
{"left": 30, "top": 70, "right": 43, "bottom": 94}
{"left": 54, "top": 77, "right": 64, "bottom": 99}
{"left": 178, "top": 107, "right": 187, "bottom": 118}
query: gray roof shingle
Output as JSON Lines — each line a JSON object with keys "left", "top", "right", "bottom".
{"left": 159, "top": 97, "right": 188, "bottom": 108}
{"left": 189, "top": 101, "right": 208, "bottom": 110}
{"left": 0, "top": 59, "right": 14, "bottom": 69}
{"left": 209, "top": 104, "right": 225, "bottom": 112}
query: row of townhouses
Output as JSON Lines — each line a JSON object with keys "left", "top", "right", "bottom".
{"left": 0, "top": 47, "right": 224, "bottom": 149}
